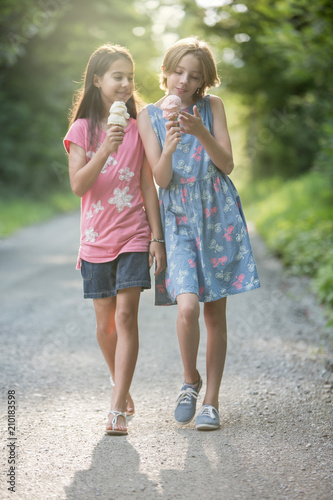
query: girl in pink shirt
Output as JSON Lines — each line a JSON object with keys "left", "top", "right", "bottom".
{"left": 64, "top": 44, "right": 166, "bottom": 435}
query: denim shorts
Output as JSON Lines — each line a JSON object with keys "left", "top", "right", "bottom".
{"left": 81, "top": 252, "right": 151, "bottom": 299}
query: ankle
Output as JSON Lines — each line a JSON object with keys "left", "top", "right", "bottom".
{"left": 184, "top": 370, "right": 200, "bottom": 386}
{"left": 203, "top": 399, "right": 219, "bottom": 410}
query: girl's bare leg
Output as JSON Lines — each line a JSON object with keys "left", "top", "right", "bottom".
{"left": 203, "top": 297, "right": 227, "bottom": 409}
{"left": 94, "top": 297, "right": 135, "bottom": 416}
{"left": 176, "top": 293, "right": 201, "bottom": 384}
{"left": 94, "top": 289, "right": 140, "bottom": 430}
{"left": 94, "top": 296, "right": 117, "bottom": 373}
{"left": 111, "top": 287, "right": 141, "bottom": 430}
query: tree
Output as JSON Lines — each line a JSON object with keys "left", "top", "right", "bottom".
{"left": 0, "top": 0, "right": 160, "bottom": 197}
{"left": 192, "top": 0, "right": 333, "bottom": 180}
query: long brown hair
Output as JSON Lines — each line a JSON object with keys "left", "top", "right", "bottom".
{"left": 160, "top": 37, "right": 220, "bottom": 101}
{"left": 68, "top": 43, "right": 144, "bottom": 147}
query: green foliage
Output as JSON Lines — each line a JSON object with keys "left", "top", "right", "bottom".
{"left": 314, "top": 120, "right": 333, "bottom": 189}
{"left": 195, "top": 0, "right": 333, "bottom": 181}
{"left": 242, "top": 171, "right": 333, "bottom": 323}
{"left": 0, "top": 193, "right": 79, "bottom": 238}
{"left": 0, "top": 0, "right": 160, "bottom": 199}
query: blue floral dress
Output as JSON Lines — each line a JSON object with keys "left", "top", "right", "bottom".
{"left": 146, "top": 95, "right": 260, "bottom": 305}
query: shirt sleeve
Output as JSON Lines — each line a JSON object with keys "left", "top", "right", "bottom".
{"left": 63, "top": 119, "right": 88, "bottom": 154}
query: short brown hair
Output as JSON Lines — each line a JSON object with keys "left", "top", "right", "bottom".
{"left": 160, "top": 37, "right": 220, "bottom": 100}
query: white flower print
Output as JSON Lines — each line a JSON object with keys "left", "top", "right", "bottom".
{"left": 108, "top": 187, "right": 133, "bottom": 213}
{"left": 85, "top": 227, "right": 98, "bottom": 242}
{"left": 101, "top": 156, "right": 117, "bottom": 174}
{"left": 86, "top": 210, "right": 93, "bottom": 220}
{"left": 92, "top": 200, "right": 104, "bottom": 214}
{"left": 118, "top": 167, "right": 134, "bottom": 182}
{"left": 87, "top": 149, "right": 117, "bottom": 174}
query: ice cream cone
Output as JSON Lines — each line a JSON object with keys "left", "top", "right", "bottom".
{"left": 161, "top": 95, "right": 182, "bottom": 121}
{"left": 107, "top": 101, "right": 130, "bottom": 154}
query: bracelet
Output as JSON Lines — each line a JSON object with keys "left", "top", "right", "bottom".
{"left": 150, "top": 238, "right": 165, "bottom": 243}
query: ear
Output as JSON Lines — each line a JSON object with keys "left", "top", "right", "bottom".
{"left": 93, "top": 74, "right": 101, "bottom": 88}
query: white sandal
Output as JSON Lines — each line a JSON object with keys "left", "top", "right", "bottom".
{"left": 106, "top": 410, "right": 128, "bottom": 436}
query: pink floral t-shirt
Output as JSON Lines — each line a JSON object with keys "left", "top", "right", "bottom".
{"left": 64, "top": 118, "right": 151, "bottom": 269}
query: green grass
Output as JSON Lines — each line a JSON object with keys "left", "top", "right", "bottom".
{"left": 0, "top": 191, "right": 80, "bottom": 238}
{"left": 240, "top": 170, "right": 333, "bottom": 326}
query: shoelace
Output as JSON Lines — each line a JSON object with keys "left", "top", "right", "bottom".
{"left": 176, "top": 387, "right": 199, "bottom": 405}
{"left": 198, "top": 406, "right": 217, "bottom": 419}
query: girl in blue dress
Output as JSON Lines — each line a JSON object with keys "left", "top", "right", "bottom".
{"left": 138, "top": 37, "right": 260, "bottom": 430}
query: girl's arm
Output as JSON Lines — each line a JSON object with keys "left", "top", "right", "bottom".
{"left": 68, "top": 125, "right": 125, "bottom": 197}
{"left": 137, "top": 108, "right": 181, "bottom": 189}
{"left": 140, "top": 156, "right": 166, "bottom": 275}
{"left": 179, "top": 95, "right": 234, "bottom": 175}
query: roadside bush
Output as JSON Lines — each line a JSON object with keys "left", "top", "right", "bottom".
{"left": 242, "top": 171, "right": 333, "bottom": 325}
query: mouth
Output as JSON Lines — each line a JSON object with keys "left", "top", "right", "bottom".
{"left": 116, "top": 92, "right": 131, "bottom": 101}
{"left": 176, "top": 88, "right": 187, "bottom": 95}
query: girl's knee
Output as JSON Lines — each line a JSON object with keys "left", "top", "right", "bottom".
{"left": 96, "top": 325, "right": 116, "bottom": 339}
{"left": 178, "top": 296, "right": 200, "bottom": 324}
{"left": 115, "top": 308, "right": 137, "bottom": 330}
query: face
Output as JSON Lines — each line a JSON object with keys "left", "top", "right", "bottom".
{"left": 94, "top": 58, "right": 134, "bottom": 112}
{"left": 165, "top": 54, "right": 204, "bottom": 106}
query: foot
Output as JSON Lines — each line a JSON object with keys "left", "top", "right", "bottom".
{"left": 174, "top": 373, "right": 202, "bottom": 424}
{"left": 196, "top": 404, "right": 220, "bottom": 431}
{"left": 106, "top": 410, "right": 127, "bottom": 435}
{"left": 109, "top": 376, "right": 135, "bottom": 417}
{"left": 126, "top": 393, "right": 135, "bottom": 418}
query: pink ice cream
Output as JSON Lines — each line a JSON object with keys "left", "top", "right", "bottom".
{"left": 161, "top": 95, "right": 182, "bottom": 120}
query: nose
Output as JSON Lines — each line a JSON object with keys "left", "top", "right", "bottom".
{"left": 179, "top": 73, "right": 189, "bottom": 85}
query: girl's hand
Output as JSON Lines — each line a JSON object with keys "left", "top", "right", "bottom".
{"left": 149, "top": 242, "right": 166, "bottom": 275}
{"left": 179, "top": 106, "right": 206, "bottom": 137}
{"left": 163, "top": 120, "right": 181, "bottom": 156}
{"left": 101, "top": 125, "right": 126, "bottom": 154}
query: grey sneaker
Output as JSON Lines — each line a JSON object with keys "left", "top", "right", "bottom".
{"left": 196, "top": 404, "right": 220, "bottom": 430}
{"left": 174, "top": 374, "right": 202, "bottom": 424}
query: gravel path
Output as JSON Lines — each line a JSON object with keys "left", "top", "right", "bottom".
{"left": 1, "top": 212, "right": 332, "bottom": 499}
